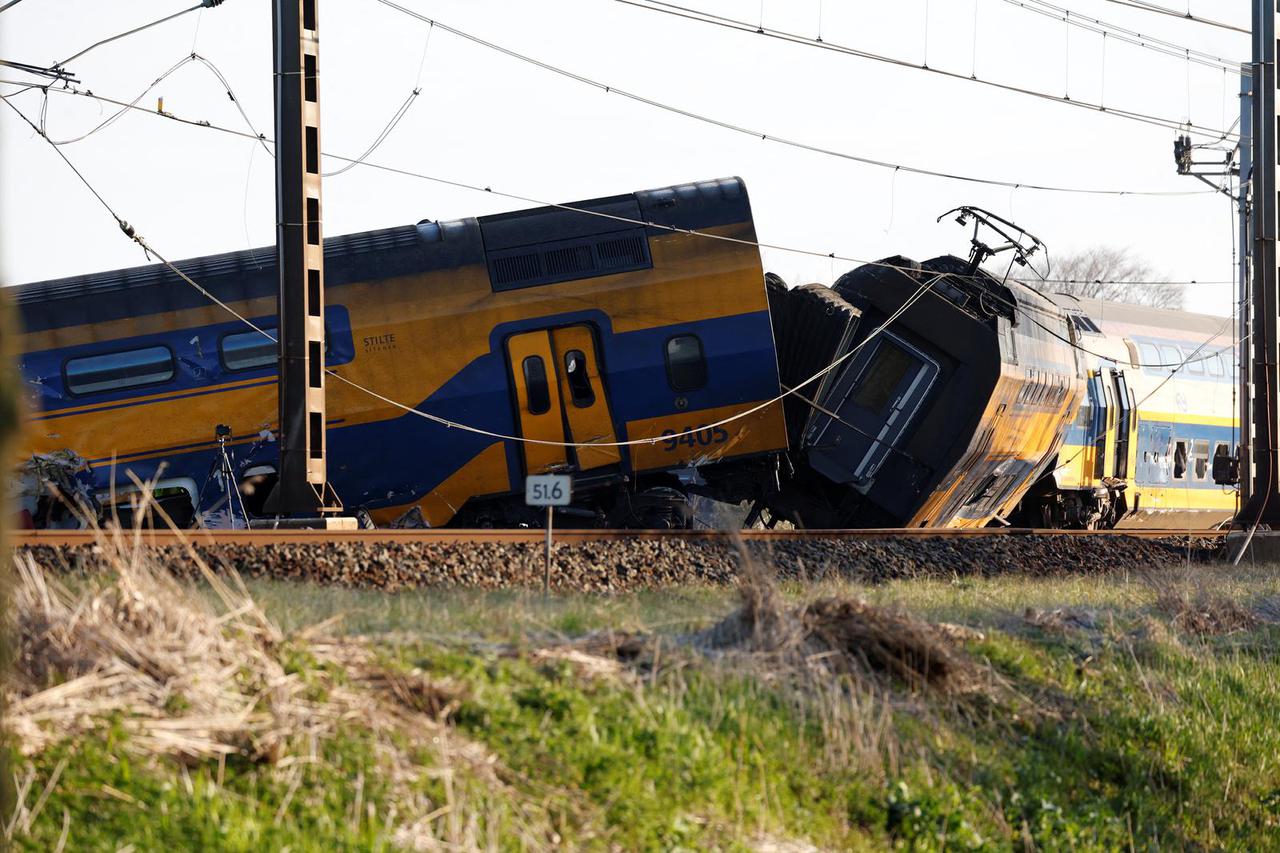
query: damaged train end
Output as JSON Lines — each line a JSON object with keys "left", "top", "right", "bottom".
{"left": 759, "top": 255, "right": 1083, "bottom": 529}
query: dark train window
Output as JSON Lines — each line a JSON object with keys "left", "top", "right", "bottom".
{"left": 65, "top": 346, "right": 175, "bottom": 396}
{"left": 523, "top": 356, "right": 551, "bottom": 415}
{"left": 665, "top": 335, "right": 707, "bottom": 391}
{"left": 221, "top": 329, "right": 277, "bottom": 372}
{"left": 964, "top": 474, "right": 999, "bottom": 507}
{"left": 854, "top": 342, "right": 914, "bottom": 414}
{"left": 1172, "top": 440, "right": 1188, "bottom": 480}
{"left": 1069, "top": 313, "right": 1101, "bottom": 334}
{"left": 563, "top": 350, "right": 595, "bottom": 408}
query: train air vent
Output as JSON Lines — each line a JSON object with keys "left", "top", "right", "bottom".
{"left": 544, "top": 244, "right": 594, "bottom": 277}
{"left": 492, "top": 253, "right": 543, "bottom": 287}
{"left": 597, "top": 234, "right": 647, "bottom": 268}
{"left": 485, "top": 227, "right": 652, "bottom": 292}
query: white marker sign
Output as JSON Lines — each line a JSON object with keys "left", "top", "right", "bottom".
{"left": 525, "top": 474, "right": 572, "bottom": 507}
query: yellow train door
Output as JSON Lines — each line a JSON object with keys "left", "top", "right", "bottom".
{"left": 506, "top": 325, "right": 621, "bottom": 477}
{"left": 549, "top": 325, "right": 622, "bottom": 471}
{"left": 505, "top": 331, "right": 569, "bottom": 475}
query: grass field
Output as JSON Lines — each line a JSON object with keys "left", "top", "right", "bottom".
{"left": 6, "top": 548, "right": 1280, "bottom": 850}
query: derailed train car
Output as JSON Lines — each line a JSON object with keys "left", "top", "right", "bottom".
{"left": 762, "top": 250, "right": 1083, "bottom": 529}
{"left": 11, "top": 177, "right": 1237, "bottom": 529}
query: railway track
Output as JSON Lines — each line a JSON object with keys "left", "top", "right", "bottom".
{"left": 12, "top": 527, "right": 1227, "bottom": 547}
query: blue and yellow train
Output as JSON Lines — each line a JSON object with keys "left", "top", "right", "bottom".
{"left": 10, "top": 177, "right": 1241, "bottom": 529}
{"left": 14, "top": 178, "right": 787, "bottom": 528}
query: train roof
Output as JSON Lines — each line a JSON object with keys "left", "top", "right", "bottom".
{"left": 1046, "top": 292, "right": 1226, "bottom": 337}
{"left": 10, "top": 177, "right": 752, "bottom": 334}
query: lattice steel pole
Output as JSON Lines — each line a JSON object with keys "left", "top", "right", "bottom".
{"left": 266, "top": 0, "right": 336, "bottom": 516}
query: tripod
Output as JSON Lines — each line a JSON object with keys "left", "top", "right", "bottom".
{"left": 215, "top": 425, "right": 250, "bottom": 528}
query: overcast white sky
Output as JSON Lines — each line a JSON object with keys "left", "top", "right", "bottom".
{"left": 0, "top": 0, "right": 1251, "bottom": 315}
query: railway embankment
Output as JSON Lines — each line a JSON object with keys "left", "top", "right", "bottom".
{"left": 16, "top": 532, "right": 1222, "bottom": 592}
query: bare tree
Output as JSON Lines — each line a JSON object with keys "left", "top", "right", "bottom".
{"left": 1024, "top": 246, "right": 1184, "bottom": 310}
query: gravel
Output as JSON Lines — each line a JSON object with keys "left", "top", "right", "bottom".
{"left": 16, "top": 535, "right": 1223, "bottom": 593}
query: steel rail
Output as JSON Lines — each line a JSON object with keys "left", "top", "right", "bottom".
{"left": 10, "top": 528, "right": 1227, "bottom": 548}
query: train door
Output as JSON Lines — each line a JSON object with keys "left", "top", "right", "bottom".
{"left": 1110, "top": 369, "right": 1134, "bottom": 479}
{"left": 506, "top": 331, "right": 569, "bottom": 475}
{"left": 1088, "top": 372, "right": 1109, "bottom": 480}
{"left": 549, "top": 326, "right": 622, "bottom": 471}
{"left": 505, "top": 325, "right": 621, "bottom": 477}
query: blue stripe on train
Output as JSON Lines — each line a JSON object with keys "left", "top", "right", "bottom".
{"left": 58, "top": 308, "right": 779, "bottom": 515}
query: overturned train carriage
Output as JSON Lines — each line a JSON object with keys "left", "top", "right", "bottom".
{"left": 763, "top": 257, "right": 1083, "bottom": 529}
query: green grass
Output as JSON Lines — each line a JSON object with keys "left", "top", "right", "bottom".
{"left": 13, "top": 563, "right": 1280, "bottom": 850}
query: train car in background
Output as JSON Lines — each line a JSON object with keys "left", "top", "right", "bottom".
{"left": 13, "top": 178, "right": 788, "bottom": 528}
{"left": 1011, "top": 295, "right": 1238, "bottom": 529}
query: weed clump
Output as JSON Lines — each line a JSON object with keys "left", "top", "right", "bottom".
{"left": 1156, "top": 588, "right": 1260, "bottom": 636}
{"left": 696, "top": 549, "right": 975, "bottom": 692}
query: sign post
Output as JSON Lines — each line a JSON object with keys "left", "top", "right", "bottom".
{"left": 525, "top": 474, "right": 571, "bottom": 594}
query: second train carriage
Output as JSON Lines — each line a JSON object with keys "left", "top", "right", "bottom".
{"left": 1010, "top": 295, "right": 1239, "bottom": 529}
{"left": 13, "top": 177, "right": 788, "bottom": 528}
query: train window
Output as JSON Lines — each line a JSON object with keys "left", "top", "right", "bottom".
{"left": 563, "top": 350, "right": 596, "bottom": 408}
{"left": 665, "top": 335, "right": 707, "bottom": 391}
{"left": 1192, "top": 439, "right": 1211, "bottom": 480}
{"left": 1183, "top": 347, "right": 1204, "bottom": 375}
{"left": 1172, "top": 440, "right": 1188, "bottom": 480}
{"left": 522, "top": 356, "right": 551, "bottom": 415}
{"left": 221, "top": 329, "right": 277, "bottom": 371}
{"left": 854, "top": 342, "right": 914, "bottom": 413}
{"left": 1206, "top": 353, "right": 1225, "bottom": 377}
{"left": 1158, "top": 345, "right": 1183, "bottom": 373}
{"left": 964, "top": 474, "right": 999, "bottom": 507}
{"left": 65, "top": 346, "right": 175, "bottom": 396}
{"left": 1138, "top": 342, "right": 1161, "bottom": 370}
{"left": 1069, "top": 313, "right": 1101, "bottom": 334}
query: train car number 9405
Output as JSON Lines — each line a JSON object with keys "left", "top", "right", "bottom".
{"left": 661, "top": 425, "right": 729, "bottom": 451}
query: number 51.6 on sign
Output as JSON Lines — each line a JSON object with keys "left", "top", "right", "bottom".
{"left": 525, "top": 474, "right": 572, "bottom": 507}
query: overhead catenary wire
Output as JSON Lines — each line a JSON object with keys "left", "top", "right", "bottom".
{"left": 614, "top": 0, "right": 1239, "bottom": 140}
{"left": 1103, "top": 0, "right": 1249, "bottom": 36}
{"left": 0, "top": 78, "right": 1237, "bottom": 289}
{"left": 5, "top": 1, "right": 221, "bottom": 99}
{"left": 369, "top": 0, "right": 1212, "bottom": 198}
{"left": 1001, "top": 0, "right": 1245, "bottom": 74}
{"left": 59, "top": 3, "right": 212, "bottom": 68}
{"left": 39, "top": 53, "right": 273, "bottom": 155}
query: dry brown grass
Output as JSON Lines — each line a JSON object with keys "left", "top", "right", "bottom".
{"left": 3, "top": 505, "right": 554, "bottom": 850}
{"left": 1156, "top": 588, "right": 1260, "bottom": 636}
{"left": 694, "top": 547, "right": 977, "bottom": 693}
